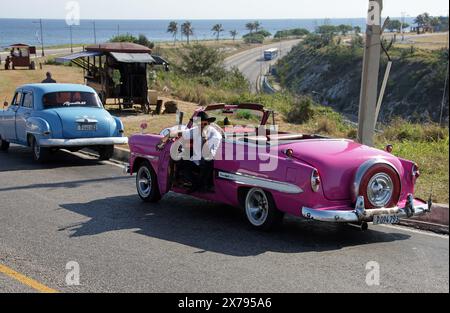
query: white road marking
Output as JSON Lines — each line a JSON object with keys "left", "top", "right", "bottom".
{"left": 378, "top": 224, "right": 449, "bottom": 239}
{"left": 67, "top": 150, "right": 128, "bottom": 170}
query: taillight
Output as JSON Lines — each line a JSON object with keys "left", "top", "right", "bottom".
{"left": 412, "top": 163, "right": 420, "bottom": 181}
{"left": 285, "top": 149, "right": 294, "bottom": 158}
{"left": 385, "top": 144, "right": 394, "bottom": 153}
{"left": 311, "top": 169, "right": 321, "bottom": 192}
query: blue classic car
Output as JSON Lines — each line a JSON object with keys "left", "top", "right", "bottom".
{"left": 0, "top": 84, "right": 128, "bottom": 161}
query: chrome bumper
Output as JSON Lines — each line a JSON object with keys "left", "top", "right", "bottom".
{"left": 39, "top": 137, "right": 128, "bottom": 147}
{"left": 302, "top": 194, "right": 432, "bottom": 223}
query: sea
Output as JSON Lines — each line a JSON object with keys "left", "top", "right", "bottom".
{"left": 0, "top": 17, "right": 414, "bottom": 50}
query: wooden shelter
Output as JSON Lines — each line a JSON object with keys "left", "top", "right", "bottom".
{"left": 56, "top": 42, "right": 156, "bottom": 113}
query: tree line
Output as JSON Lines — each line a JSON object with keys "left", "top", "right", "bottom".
{"left": 110, "top": 14, "right": 449, "bottom": 48}
{"left": 166, "top": 20, "right": 269, "bottom": 44}
{"left": 386, "top": 13, "right": 448, "bottom": 34}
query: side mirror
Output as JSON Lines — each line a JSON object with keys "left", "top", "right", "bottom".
{"left": 176, "top": 111, "right": 184, "bottom": 126}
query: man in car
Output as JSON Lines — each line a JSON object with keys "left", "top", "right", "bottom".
{"left": 179, "top": 111, "right": 222, "bottom": 193}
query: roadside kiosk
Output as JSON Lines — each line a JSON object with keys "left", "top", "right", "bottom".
{"left": 56, "top": 42, "right": 158, "bottom": 113}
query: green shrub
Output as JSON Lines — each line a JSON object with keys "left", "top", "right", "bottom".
{"left": 243, "top": 33, "right": 265, "bottom": 44}
{"left": 286, "top": 96, "right": 315, "bottom": 124}
{"left": 179, "top": 44, "right": 225, "bottom": 79}
{"left": 380, "top": 118, "right": 448, "bottom": 142}
{"left": 236, "top": 110, "right": 254, "bottom": 120}
{"left": 275, "top": 28, "right": 310, "bottom": 39}
{"left": 109, "top": 33, "right": 154, "bottom": 49}
{"left": 315, "top": 117, "right": 337, "bottom": 134}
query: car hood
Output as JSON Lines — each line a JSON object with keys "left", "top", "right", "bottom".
{"left": 279, "top": 139, "right": 403, "bottom": 201}
{"left": 45, "top": 107, "right": 113, "bottom": 138}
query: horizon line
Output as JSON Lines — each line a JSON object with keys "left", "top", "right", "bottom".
{"left": 0, "top": 16, "right": 410, "bottom": 21}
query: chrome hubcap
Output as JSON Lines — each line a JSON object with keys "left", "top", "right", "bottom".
{"left": 367, "top": 173, "right": 393, "bottom": 207}
{"left": 245, "top": 189, "right": 269, "bottom": 226}
{"left": 137, "top": 167, "right": 152, "bottom": 197}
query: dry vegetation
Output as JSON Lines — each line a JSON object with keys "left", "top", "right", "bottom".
{"left": 389, "top": 32, "right": 449, "bottom": 50}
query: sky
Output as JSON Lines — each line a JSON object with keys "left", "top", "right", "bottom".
{"left": 0, "top": 0, "right": 448, "bottom": 20}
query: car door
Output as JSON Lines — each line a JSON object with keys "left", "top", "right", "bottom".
{"left": 1, "top": 91, "right": 23, "bottom": 141}
{"left": 15, "top": 91, "right": 33, "bottom": 144}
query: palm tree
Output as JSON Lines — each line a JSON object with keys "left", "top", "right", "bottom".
{"left": 430, "top": 17, "right": 440, "bottom": 32}
{"left": 254, "top": 21, "right": 261, "bottom": 32}
{"left": 245, "top": 22, "right": 256, "bottom": 34}
{"left": 167, "top": 21, "right": 178, "bottom": 45}
{"left": 182, "top": 21, "right": 194, "bottom": 44}
{"left": 212, "top": 24, "right": 224, "bottom": 41}
{"left": 230, "top": 30, "right": 238, "bottom": 41}
{"left": 415, "top": 13, "right": 432, "bottom": 33}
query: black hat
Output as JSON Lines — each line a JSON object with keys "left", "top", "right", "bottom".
{"left": 197, "top": 111, "right": 216, "bottom": 123}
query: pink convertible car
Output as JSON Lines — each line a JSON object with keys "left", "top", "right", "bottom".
{"left": 127, "top": 104, "right": 431, "bottom": 231}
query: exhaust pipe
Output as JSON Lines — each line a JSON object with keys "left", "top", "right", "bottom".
{"left": 348, "top": 222, "right": 369, "bottom": 231}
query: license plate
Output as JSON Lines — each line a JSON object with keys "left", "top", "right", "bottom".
{"left": 77, "top": 123, "right": 97, "bottom": 131}
{"left": 373, "top": 214, "right": 400, "bottom": 225}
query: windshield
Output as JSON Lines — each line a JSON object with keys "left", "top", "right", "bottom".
{"left": 205, "top": 108, "right": 264, "bottom": 129}
{"left": 42, "top": 92, "right": 102, "bottom": 108}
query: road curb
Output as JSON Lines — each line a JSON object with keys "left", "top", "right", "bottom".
{"left": 81, "top": 146, "right": 449, "bottom": 234}
{"left": 399, "top": 219, "right": 449, "bottom": 234}
{"left": 400, "top": 203, "right": 449, "bottom": 235}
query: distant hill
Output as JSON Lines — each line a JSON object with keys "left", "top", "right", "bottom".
{"left": 276, "top": 40, "right": 449, "bottom": 123}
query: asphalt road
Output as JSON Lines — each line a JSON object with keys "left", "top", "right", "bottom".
{"left": 224, "top": 40, "right": 301, "bottom": 93}
{"left": 0, "top": 146, "right": 448, "bottom": 293}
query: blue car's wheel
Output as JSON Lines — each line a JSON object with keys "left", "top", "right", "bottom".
{"left": 31, "top": 137, "right": 49, "bottom": 162}
{"left": 0, "top": 137, "right": 10, "bottom": 151}
{"left": 98, "top": 145, "right": 114, "bottom": 161}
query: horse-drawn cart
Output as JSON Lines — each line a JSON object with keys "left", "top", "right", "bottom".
{"left": 5, "top": 44, "right": 37, "bottom": 70}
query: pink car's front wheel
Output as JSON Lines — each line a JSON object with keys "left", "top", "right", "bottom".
{"left": 136, "top": 161, "right": 161, "bottom": 203}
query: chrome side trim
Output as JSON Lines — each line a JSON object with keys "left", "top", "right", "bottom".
{"left": 218, "top": 171, "right": 303, "bottom": 194}
{"left": 130, "top": 152, "right": 159, "bottom": 162}
{"left": 352, "top": 158, "right": 400, "bottom": 203}
{"left": 39, "top": 137, "right": 128, "bottom": 147}
{"left": 26, "top": 117, "right": 51, "bottom": 136}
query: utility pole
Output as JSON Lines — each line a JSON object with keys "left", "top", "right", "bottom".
{"left": 69, "top": 25, "right": 73, "bottom": 53}
{"left": 93, "top": 21, "right": 97, "bottom": 44}
{"left": 357, "top": 0, "right": 383, "bottom": 147}
{"left": 400, "top": 12, "right": 406, "bottom": 41}
{"left": 117, "top": 24, "right": 120, "bottom": 37}
{"left": 33, "top": 19, "right": 45, "bottom": 56}
{"left": 439, "top": 16, "right": 449, "bottom": 126}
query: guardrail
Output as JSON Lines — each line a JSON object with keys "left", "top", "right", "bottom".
{"left": 262, "top": 76, "right": 277, "bottom": 94}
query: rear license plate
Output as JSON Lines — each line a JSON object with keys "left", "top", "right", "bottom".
{"left": 373, "top": 214, "right": 400, "bottom": 225}
{"left": 77, "top": 123, "right": 97, "bottom": 131}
